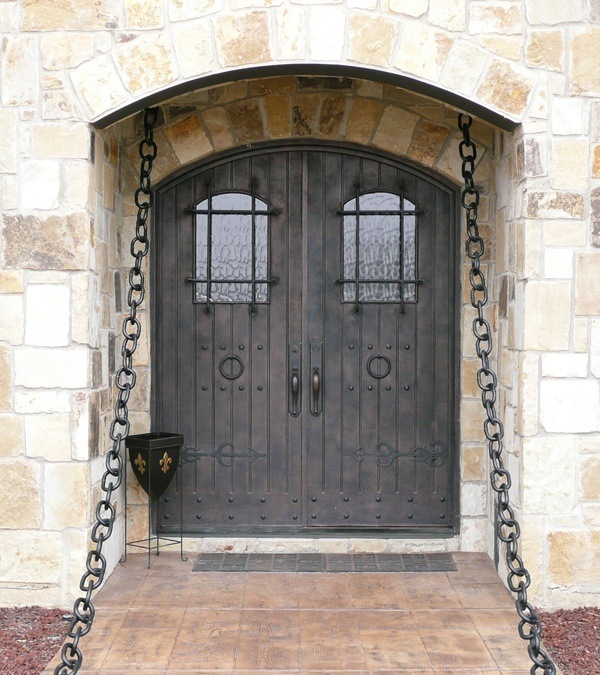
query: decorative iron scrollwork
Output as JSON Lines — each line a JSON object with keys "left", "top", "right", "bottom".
{"left": 344, "top": 441, "right": 447, "bottom": 468}
{"left": 182, "top": 442, "right": 266, "bottom": 468}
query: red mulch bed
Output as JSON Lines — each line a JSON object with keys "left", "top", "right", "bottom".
{"left": 0, "top": 605, "right": 597, "bottom": 674}
{"left": 0, "top": 607, "right": 70, "bottom": 675}
{"left": 538, "top": 607, "right": 600, "bottom": 674}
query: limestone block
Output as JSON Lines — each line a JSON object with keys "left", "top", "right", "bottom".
{"left": 345, "top": 98, "right": 379, "bottom": 144}
{"left": 521, "top": 515, "right": 544, "bottom": 599}
{"left": 14, "top": 390, "right": 71, "bottom": 415}
{"left": 594, "top": 145, "right": 600, "bottom": 179}
{"left": 527, "top": 0, "right": 584, "bottom": 24}
{"left": 15, "top": 347, "right": 88, "bottom": 389}
{"left": 543, "top": 220, "right": 586, "bottom": 247}
{"left": 263, "top": 95, "right": 291, "bottom": 139}
{"left": 0, "top": 110, "right": 18, "bottom": 173}
{"left": 542, "top": 353, "right": 587, "bottom": 378}
{"left": 0, "top": 273, "right": 22, "bottom": 296}
{"left": 548, "top": 531, "right": 600, "bottom": 586}
{"left": 575, "top": 252, "right": 600, "bottom": 315}
{"left": 0, "top": 295, "right": 24, "bottom": 345}
{"left": 460, "top": 399, "right": 485, "bottom": 442}
{"left": 544, "top": 248, "right": 573, "bottom": 280}
{"left": 525, "top": 192, "right": 584, "bottom": 219}
{"left": 64, "top": 161, "right": 92, "bottom": 209}
{"left": 228, "top": 99, "right": 265, "bottom": 143}
{"left": 125, "top": 0, "right": 163, "bottom": 28}
{"left": 476, "top": 36, "right": 521, "bottom": 60}
{"left": 436, "top": 134, "right": 465, "bottom": 182}
{"left": 468, "top": 2, "right": 522, "bottom": 35}
{"left": 407, "top": 120, "right": 449, "bottom": 167}
{"left": 20, "top": 160, "right": 60, "bottom": 210}
{"left": 1, "top": 36, "right": 38, "bottom": 107}
{"left": 347, "top": 538, "right": 388, "bottom": 553}
{"left": 592, "top": 319, "right": 600, "bottom": 377}
{"left": 523, "top": 281, "right": 570, "bottom": 350}
{"left": 309, "top": 8, "right": 345, "bottom": 61}
{"left": 0, "top": 346, "right": 11, "bottom": 413}
{"left": 40, "top": 33, "right": 94, "bottom": 70}
{"left": 517, "top": 352, "right": 539, "bottom": 436}
{"left": 580, "top": 455, "right": 600, "bottom": 501}
{"left": 22, "top": 0, "right": 118, "bottom": 30}
{"left": 428, "top": 0, "right": 465, "bottom": 31}
{"left": 25, "top": 285, "right": 69, "bottom": 348}
{"left": 387, "top": 0, "right": 427, "bottom": 17}
{"left": 318, "top": 95, "right": 346, "bottom": 136}
{"left": 460, "top": 517, "right": 488, "bottom": 552}
{"left": 292, "top": 94, "right": 323, "bottom": 134}
{"left": 395, "top": 24, "right": 453, "bottom": 82}
{"left": 516, "top": 137, "right": 546, "bottom": 178}
{"left": 170, "top": 0, "right": 222, "bottom": 20}
{"left": 583, "top": 505, "right": 600, "bottom": 527}
{"left": 71, "top": 56, "right": 130, "bottom": 119}
{"left": 571, "top": 28, "right": 600, "bottom": 96}
{"left": 461, "top": 482, "right": 487, "bottom": 517}
{"left": 522, "top": 437, "right": 575, "bottom": 514}
{"left": 461, "top": 358, "right": 481, "bottom": 399}
{"left": 318, "top": 539, "right": 349, "bottom": 553}
{"left": 172, "top": 21, "right": 212, "bottom": 79}
{"left": 2, "top": 213, "right": 90, "bottom": 271}
{"left": 550, "top": 98, "right": 584, "bottom": 136}
{"left": 214, "top": 11, "right": 272, "bottom": 66}
{"left": 541, "top": 379, "right": 600, "bottom": 433}
{"left": 516, "top": 220, "right": 541, "bottom": 280}
{"left": 477, "top": 60, "right": 535, "bottom": 118}
{"left": 526, "top": 30, "right": 564, "bottom": 72}
{"left": 25, "top": 413, "right": 71, "bottom": 462}
{"left": 276, "top": 7, "right": 307, "bottom": 60}
{"left": 551, "top": 138, "right": 588, "bottom": 190}
{"left": 32, "top": 123, "right": 90, "bottom": 160}
{"left": 0, "top": 175, "right": 18, "bottom": 210}
{"left": 115, "top": 34, "right": 177, "bottom": 95}
{"left": 42, "top": 91, "right": 75, "bottom": 120}
{"left": 373, "top": 105, "right": 419, "bottom": 156}
{"left": 44, "top": 463, "right": 89, "bottom": 528}
{"left": 201, "top": 107, "right": 234, "bottom": 149}
{"left": 461, "top": 444, "right": 487, "bottom": 482}
{"left": 0, "top": 459, "right": 41, "bottom": 528}
{"left": 348, "top": 12, "right": 397, "bottom": 67}
{"left": 0, "top": 530, "right": 62, "bottom": 585}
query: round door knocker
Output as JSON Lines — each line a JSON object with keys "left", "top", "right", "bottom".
{"left": 367, "top": 353, "right": 392, "bottom": 379}
{"left": 219, "top": 354, "right": 244, "bottom": 380}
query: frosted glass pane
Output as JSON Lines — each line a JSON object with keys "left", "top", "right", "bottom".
{"left": 195, "top": 192, "right": 269, "bottom": 303}
{"left": 342, "top": 192, "right": 417, "bottom": 303}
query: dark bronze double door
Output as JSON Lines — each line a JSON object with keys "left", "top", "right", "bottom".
{"left": 154, "top": 145, "right": 457, "bottom": 535}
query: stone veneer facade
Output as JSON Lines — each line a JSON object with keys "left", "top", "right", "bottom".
{"left": 0, "top": 0, "right": 599, "bottom": 611}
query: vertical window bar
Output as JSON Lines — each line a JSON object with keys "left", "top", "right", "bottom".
{"left": 399, "top": 189, "right": 405, "bottom": 315}
{"left": 354, "top": 184, "right": 360, "bottom": 313}
{"left": 250, "top": 181, "right": 257, "bottom": 315}
{"left": 205, "top": 183, "right": 213, "bottom": 314}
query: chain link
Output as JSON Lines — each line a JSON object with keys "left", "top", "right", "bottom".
{"left": 458, "top": 113, "right": 556, "bottom": 675}
{"left": 54, "top": 107, "right": 159, "bottom": 675}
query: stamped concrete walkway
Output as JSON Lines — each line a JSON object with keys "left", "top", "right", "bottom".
{"left": 45, "top": 552, "right": 540, "bottom": 674}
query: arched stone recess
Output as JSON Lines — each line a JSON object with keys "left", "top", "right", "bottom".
{"left": 107, "top": 72, "right": 501, "bottom": 557}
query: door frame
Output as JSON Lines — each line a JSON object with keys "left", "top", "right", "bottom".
{"left": 151, "top": 139, "right": 463, "bottom": 538}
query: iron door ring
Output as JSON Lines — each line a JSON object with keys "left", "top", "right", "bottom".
{"left": 367, "top": 353, "right": 392, "bottom": 379}
{"left": 219, "top": 354, "right": 245, "bottom": 380}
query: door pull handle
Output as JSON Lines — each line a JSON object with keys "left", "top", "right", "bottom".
{"left": 311, "top": 368, "right": 321, "bottom": 416}
{"left": 290, "top": 370, "right": 300, "bottom": 417}
{"left": 309, "top": 338, "right": 322, "bottom": 416}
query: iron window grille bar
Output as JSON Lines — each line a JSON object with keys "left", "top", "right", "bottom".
{"left": 186, "top": 184, "right": 278, "bottom": 314}
{"left": 337, "top": 187, "right": 422, "bottom": 313}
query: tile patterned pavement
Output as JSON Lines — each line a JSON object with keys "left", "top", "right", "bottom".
{"left": 44, "top": 552, "right": 545, "bottom": 674}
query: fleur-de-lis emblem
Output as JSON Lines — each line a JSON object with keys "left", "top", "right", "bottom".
{"left": 134, "top": 452, "right": 146, "bottom": 475}
{"left": 160, "top": 451, "right": 172, "bottom": 474}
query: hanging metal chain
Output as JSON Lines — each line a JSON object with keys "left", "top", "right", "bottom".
{"left": 54, "top": 107, "right": 159, "bottom": 675}
{"left": 458, "top": 114, "right": 556, "bottom": 675}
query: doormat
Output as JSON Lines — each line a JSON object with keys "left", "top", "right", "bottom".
{"left": 192, "top": 552, "right": 457, "bottom": 573}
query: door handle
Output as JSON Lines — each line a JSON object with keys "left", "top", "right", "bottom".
{"left": 309, "top": 338, "right": 322, "bottom": 416}
{"left": 289, "top": 340, "right": 301, "bottom": 416}
{"left": 311, "top": 368, "right": 321, "bottom": 415}
{"left": 290, "top": 370, "right": 300, "bottom": 417}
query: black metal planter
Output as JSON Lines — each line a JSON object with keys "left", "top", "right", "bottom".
{"left": 123, "top": 432, "right": 186, "bottom": 567}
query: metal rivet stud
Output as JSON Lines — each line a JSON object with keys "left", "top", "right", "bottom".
{"left": 368, "top": 385, "right": 373, "bottom": 391}
{"left": 386, "top": 343, "right": 392, "bottom": 349}
{"left": 376, "top": 514, "right": 381, "bottom": 519}
{"left": 311, "top": 497, "right": 317, "bottom": 502}
{"left": 404, "top": 344, "right": 410, "bottom": 350}
{"left": 344, "top": 514, "right": 349, "bottom": 519}
{"left": 440, "top": 514, "right": 446, "bottom": 519}
{"left": 408, "top": 514, "right": 413, "bottom": 519}
{"left": 386, "top": 385, "right": 392, "bottom": 390}
{"left": 349, "top": 344, "right": 354, "bottom": 349}
{"left": 257, "top": 385, "right": 263, "bottom": 391}
{"left": 220, "top": 345, "right": 226, "bottom": 350}
{"left": 201, "top": 345, "right": 207, "bottom": 350}
{"left": 293, "top": 515, "right": 298, "bottom": 520}
{"left": 261, "top": 515, "right": 266, "bottom": 520}
{"left": 368, "top": 344, "right": 373, "bottom": 350}
{"left": 343, "top": 497, "right": 349, "bottom": 502}
{"left": 440, "top": 497, "right": 446, "bottom": 502}
{"left": 349, "top": 385, "right": 354, "bottom": 391}
{"left": 311, "top": 514, "right": 317, "bottom": 519}
{"left": 196, "top": 514, "right": 202, "bottom": 519}
{"left": 196, "top": 498, "right": 202, "bottom": 503}
{"left": 164, "top": 514, "right": 170, "bottom": 520}
{"left": 228, "top": 497, "right": 234, "bottom": 503}
{"left": 293, "top": 498, "right": 298, "bottom": 503}
{"left": 239, "top": 345, "right": 244, "bottom": 350}
{"left": 257, "top": 345, "right": 263, "bottom": 350}
{"left": 408, "top": 497, "right": 413, "bottom": 502}
{"left": 239, "top": 385, "right": 244, "bottom": 391}
{"left": 376, "top": 497, "right": 381, "bottom": 502}
{"left": 202, "top": 386, "right": 207, "bottom": 391}
{"left": 220, "top": 386, "right": 226, "bottom": 391}
{"left": 260, "top": 498, "right": 266, "bottom": 503}
{"left": 404, "top": 385, "right": 410, "bottom": 391}
{"left": 229, "top": 515, "right": 234, "bottom": 520}
{"left": 164, "top": 497, "right": 170, "bottom": 503}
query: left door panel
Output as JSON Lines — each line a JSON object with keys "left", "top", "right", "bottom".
{"left": 154, "top": 151, "right": 304, "bottom": 532}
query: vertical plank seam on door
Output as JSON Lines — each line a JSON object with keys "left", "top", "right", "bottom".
{"left": 321, "top": 151, "right": 327, "bottom": 494}
{"left": 339, "top": 153, "right": 345, "bottom": 495}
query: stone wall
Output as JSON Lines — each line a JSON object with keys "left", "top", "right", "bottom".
{"left": 0, "top": 0, "right": 598, "bottom": 609}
